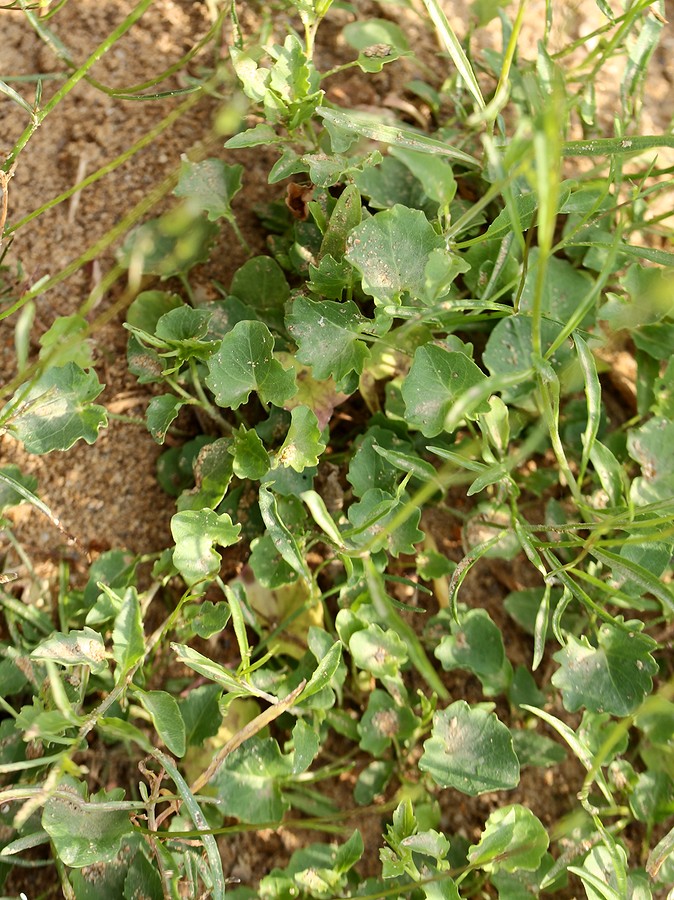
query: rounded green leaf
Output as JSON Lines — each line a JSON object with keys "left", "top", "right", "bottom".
{"left": 146, "top": 394, "right": 184, "bottom": 444}
{"left": 42, "top": 783, "right": 132, "bottom": 868}
{"left": 174, "top": 158, "right": 243, "bottom": 222}
{"left": 435, "top": 608, "right": 506, "bottom": 677}
{"left": 3, "top": 363, "right": 107, "bottom": 453}
{"left": 171, "top": 509, "right": 241, "bottom": 587}
{"left": 345, "top": 204, "right": 444, "bottom": 304}
{"left": 358, "top": 689, "right": 417, "bottom": 756}
{"left": 275, "top": 406, "right": 326, "bottom": 473}
{"left": 287, "top": 296, "right": 370, "bottom": 387}
{"left": 468, "top": 804, "right": 549, "bottom": 872}
{"left": 551, "top": 623, "right": 658, "bottom": 715}
{"left": 402, "top": 345, "right": 489, "bottom": 437}
{"left": 205, "top": 320, "right": 296, "bottom": 410}
{"left": 349, "top": 623, "right": 408, "bottom": 679}
{"left": 419, "top": 701, "right": 520, "bottom": 795}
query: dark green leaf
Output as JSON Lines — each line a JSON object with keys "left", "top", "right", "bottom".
{"left": 230, "top": 256, "right": 289, "bottom": 330}
{"left": 179, "top": 684, "right": 222, "bottom": 746}
{"left": 402, "top": 345, "right": 490, "bottom": 437}
{"left": 112, "top": 590, "right": 145, "bottom": 676}
{"left": 42, "top": 782, "right": 133, "bottom": 868}
{"left": 146, "top": 394, "right": 184, "bottom": 444}
{"left": 205, "top": 321, "right": 296, "bottom": 409}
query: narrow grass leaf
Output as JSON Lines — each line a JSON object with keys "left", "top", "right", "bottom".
{"left": 317, "top": 107, "right": 480, "bottom": 166}
{"left": 151, "top": 749, "right": 225, "bottom": 900}
{"left": 419, "top": 0, "right": 485, "bottom": 109}
{"left": 259, "top": 485, "right": 311, "bottom": 582}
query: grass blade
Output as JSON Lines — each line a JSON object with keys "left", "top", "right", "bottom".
{"left": 419, "top": 0, "right": 485, "bottom": 110}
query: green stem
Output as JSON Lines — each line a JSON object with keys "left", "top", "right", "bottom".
{"left": 6, "top": 91, "right": 202, "bottom": 237}
{"left": 5, "top": 0, "right": 154, "bottom": 173}
{"left": 188, "top": 359, "right": 232, "bottom": 432}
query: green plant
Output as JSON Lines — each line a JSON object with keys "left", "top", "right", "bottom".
{"left": 1, "top": 0, "right": 674, "bottom": 897}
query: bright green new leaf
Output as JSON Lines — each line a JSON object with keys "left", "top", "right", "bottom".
{"left": 347, "top": 426, "right": 411, "bottom": 498}
{"left": 186, "top": 600, "right": 231, "bottom": 639}
{"left": 205, "top": 320, "right": 296, "bottom": 409}
{"left": 354, "top": 155, "right": 429, "bottom": 211}
{"left": 291, "top": 719, "right": 321, "bottom": 775}
{"left": 402, "top": 345, "right": 490, "bottom": 437}
{"left": 468, "top": 804, "right": 549, "bottom": 872}
{"left": 552, "top": 623, "right": 658, "bottom": 715}
{"left": 31, "top": 627, "right": 108, "bottom": 676}
{"left": 171, "top": 509, "right": 241, "bottom": 587}
{"left": 275, "top": 406, "right": 326, "bottom": 472}
{"left": 419, "top": 701, "right": 520, "bottom": 795}
{"left": 299, "top": 640, "right": 343, "bottom": 703}
{"left": 112, "top": 589, "right": 145, "bottom": 676}
{"left": 230, "top": 426, "right": 269, "bottom": 480}
{"left": 171, "top": 643, "right": 259, "bottom": 698}
{"left": 146, "top": 394, "right": 184, "bottom": 444}
{"left": 42, "top": 782, "right": 133, "bottom": 868}
{"left": 2, "top": 363, "right": 107, "bottom": 453}
{"left": 174, "top": 157, "right": 243, "bottom": 222}
{"left": 287, "top": 296, "right": 370, "bottom": 388}
{"left": 345, "top": 204, "right": 445, "bottom": 304}
{"left": 136, "top": 690, "right": 186, "bottom": 758}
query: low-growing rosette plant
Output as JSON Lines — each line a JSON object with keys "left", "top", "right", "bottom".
{"left": 1, "top": 0, "right": 674, "bottom": 897}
